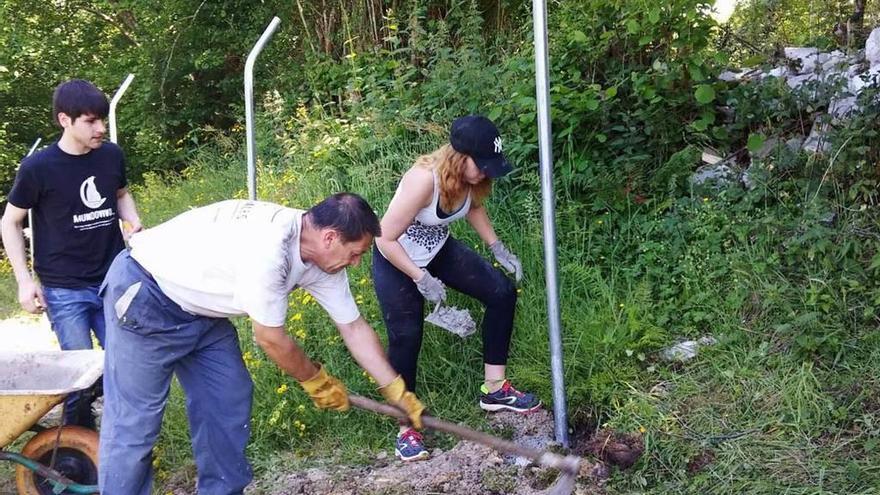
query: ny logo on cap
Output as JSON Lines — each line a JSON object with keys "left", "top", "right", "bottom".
{"left": 493, "top": 137, "right": 503, "bottom": 154}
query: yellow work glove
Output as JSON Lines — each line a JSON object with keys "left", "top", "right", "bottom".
{"left": 298, "top": 363, "right": 350, "bottom": 412}
{"left": 379, "top": 375, "right": 425, "bottom": 430}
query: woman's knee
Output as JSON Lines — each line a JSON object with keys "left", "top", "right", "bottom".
{"left": 485, "top": 275, "right": 516, "bottom": 307}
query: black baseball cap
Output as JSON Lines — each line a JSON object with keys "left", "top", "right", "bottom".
{"left": 449, "top": 115, "right": 513, "bottom": 178}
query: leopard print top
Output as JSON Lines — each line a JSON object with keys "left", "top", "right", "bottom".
{"left": 394, "top": 170, "right": 471, "bottom": 267}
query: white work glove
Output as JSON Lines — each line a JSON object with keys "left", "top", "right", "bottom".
{"left": 414, "top": 269, "right": 446, "bottom": 304}
{"left": 490, "top": 240, "right": 523, "bottom": 282}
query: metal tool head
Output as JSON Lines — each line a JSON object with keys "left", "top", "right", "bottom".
{"left": 540, "top": 453, "right": 581, "bottom": 495}
{"left": 547, "top": 471, "right": 576, "bottom": 495}
{"left": 424, "top": 303, "right": 476, "bottom": 338}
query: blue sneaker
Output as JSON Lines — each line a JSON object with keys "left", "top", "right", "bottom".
{"left": 395, "top": 428, "right": 429, "bottom": 461}
{"left": 479, "top": 380, "right": 542, "bottom": 413}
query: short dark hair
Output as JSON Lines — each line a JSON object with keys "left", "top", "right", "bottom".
{"left": 306, "top": 192, "right": 381, "bottom": 243}
{"left": 52, "top": 79, "right": 110, "bottom": 126}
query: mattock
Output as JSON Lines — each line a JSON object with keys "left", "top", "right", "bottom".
{"left": 349, "top": 395, "right": 583, "bottom": 495}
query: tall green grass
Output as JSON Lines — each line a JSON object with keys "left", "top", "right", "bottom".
{"left": 2, "top": 105, "right": 877, "bottom": 492}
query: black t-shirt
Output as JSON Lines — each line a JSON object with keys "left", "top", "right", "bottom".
{"left": 7, "top": 142, "right": 128, "bottom": 288}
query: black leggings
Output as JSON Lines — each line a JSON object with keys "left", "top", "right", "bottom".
{"left": 371, "top": 237, "right": 517, "bottom": 393}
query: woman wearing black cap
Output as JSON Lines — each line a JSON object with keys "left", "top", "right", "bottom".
{"left": 372, "top": 115, "right": 541, "bottom": 461}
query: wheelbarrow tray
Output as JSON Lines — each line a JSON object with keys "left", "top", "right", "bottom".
{"left": 0, "top": 350, "right": 104, "bottom": 449}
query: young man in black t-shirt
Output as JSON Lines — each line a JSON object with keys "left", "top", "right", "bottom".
{"left": 0, "top": 79, "right": 142, "bottom": 427}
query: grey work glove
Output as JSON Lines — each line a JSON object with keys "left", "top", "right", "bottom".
{"left": 414, "top": 269, "right": 447, "bottom": 304}
{"left": 490, "top": 240, "right": 523, "bottom": 282}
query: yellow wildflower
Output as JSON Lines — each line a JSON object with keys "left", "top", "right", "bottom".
{"left": 276, "top": 384, "right": 289, "bottom": 394}
{"left": 291, "top": 312, "right": 302, "bottom": 321}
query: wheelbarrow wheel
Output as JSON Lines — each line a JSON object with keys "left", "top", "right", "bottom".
{"left": 15, "top": 426, "right": 99, "bottom": 495}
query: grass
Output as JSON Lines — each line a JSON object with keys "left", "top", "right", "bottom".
{"left": 2, "top": 111, "right": 879, "bottom": 494}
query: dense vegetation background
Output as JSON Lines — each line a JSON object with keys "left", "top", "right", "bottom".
{"left": 2, "top": 0, "right": 880, "bottom": 492}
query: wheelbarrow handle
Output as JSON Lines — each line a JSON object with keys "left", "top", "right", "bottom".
{"left": 348, "top": 395, "right": 581, "bottom": 475}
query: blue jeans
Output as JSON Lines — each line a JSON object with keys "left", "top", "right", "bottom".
{"left": 98, "top": 251, "right": 254, "bottom": 495}
{"left": 43, "top": 285, "right": 106, "bottom": 427}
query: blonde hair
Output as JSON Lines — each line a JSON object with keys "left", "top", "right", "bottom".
{"left": 414, "top": 144, "right": 492, "bottom": 212}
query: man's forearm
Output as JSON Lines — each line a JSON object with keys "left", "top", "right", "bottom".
{"left": 1, "top": 218, "right": 33, "bottom": 284}
{"left": 338, "top": 317, "right": 399, "bottom": 387}
{"left": 117, "top": 190, "right": 141, "bottom": 226}
{"left": 252, "top": 323, "right": 318, "bottom": 381}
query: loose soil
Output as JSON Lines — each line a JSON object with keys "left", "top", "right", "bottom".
{"left": 159, "top": 409, "right": 608, "bottom": 495}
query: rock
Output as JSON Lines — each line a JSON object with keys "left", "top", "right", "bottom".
{"left": 765, "top": 66, "right": 789, "bottom": 79}
{"left": 741, "top": 167, "right": 756, "bottom": 191}
{"left": 697, "top": 336, "right": 718, "bottom": 346}
{"left": 803, "top": 120, "right": 832, "bottom": 154}
{"left": 829, "top": 95, "right": 857, "bottom": 117}
{"left": 661, "top": 336, "right": 717, "bottom": 362}
{"left": 661, "top": 341, "right": 699, "bottom": 361}
{"left": 849, "top": 65, "right": 880, "bottom": 95}
{"left": 847, "top": 62, "right": 867, "bottom": 79}
{"left": 751, "top": 137, "right": 780, "bottom": 161}
{"left": 787, "top": 72, "right": 819, "bottom": 90}
{"left": 584, "top": 461, "right": 610, "bottom": 481}
{"left": 484, "top": 452, "right": 504, "bottom": 466}
{"left": 784, "top": 47, "right": 823, "bottom": 73}
{"left": 784, "top": 47, "right": 820, "bottom": 65}
{"left": 718, "top": 70, "right": 745, "bottom": 82}
{"left": 819, "top": 211, "right": 838, "bottom": 227}
{"left": 822, "top": 50, "right": 847, "bottom": 72}
{"left": 691, "top": 161, "right": 738, "bottom": 189}
{"left": 866, "top": 27, "right": 880, "bottom": 66}
{"left": 649, "top": 381, "right": 675, "bottom": 397}
{"left": 786, "top": 136, "right": 805, "bottom": 151}
{"left": 701, "top": 148, "right": 723, "bottom": 165}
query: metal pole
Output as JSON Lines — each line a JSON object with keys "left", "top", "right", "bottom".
{"left": 532, "top": 0, "right": 569, "bottom": 446}
{"left": 109, "top": 73, "right": 135, "bottom": 144}
{"left": 27, "top": 138, "right": 41, "bottom": 156}
{"left": 245, "top": 16, "right": 281, "bottom": 200}
{"left": 24, "top": 138, "right": 41, "bottom": 278}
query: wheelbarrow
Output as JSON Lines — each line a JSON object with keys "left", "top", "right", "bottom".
{"left": 0, "top": 350, "right": 104, "bottom": 495}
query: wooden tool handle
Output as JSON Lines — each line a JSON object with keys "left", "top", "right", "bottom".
{"left": 349, "top": 394, "right": 581, "bottom": 474}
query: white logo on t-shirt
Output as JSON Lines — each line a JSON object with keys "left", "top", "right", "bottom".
{"left": 79, "top": 176, "right": 107, "bottom": 209}
{"left": 493, "top": 137, "right": 503, "bottom": 154}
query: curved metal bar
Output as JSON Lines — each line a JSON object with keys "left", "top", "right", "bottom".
{"left": 109, "top": 73, "right": 135, "bottom": 144}
{"left": 0, "top": 451, "right": 98, "bottom": 494}
{"left": 244, "top": 16, "right": 281, "bottom": 200}
{"left": 532, "top": 0, "right": 569, "bottom": 446}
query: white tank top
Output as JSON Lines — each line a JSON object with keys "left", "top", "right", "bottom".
{"left": 396, "top": 170, "right": 471, "bottom": 267}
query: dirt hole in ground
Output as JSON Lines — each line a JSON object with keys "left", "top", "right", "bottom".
{"left": 570, "top": 414, "right": 645, "bottom": 474}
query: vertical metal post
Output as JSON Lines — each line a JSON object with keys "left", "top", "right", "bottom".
{"left": 109, "top": 73, "right": 135, "bottom": 144}
{"left": 532, "top": 0, "right": 569, "bottom": 446}
{"left": 24, "top": 138, "right": 42, "bottom": 278}
{"left": 245, "top": 16, "right": 281, "bottom": 201}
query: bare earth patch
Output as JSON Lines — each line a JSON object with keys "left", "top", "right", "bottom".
{"left": 244, "top": 408, "right": 603, "bottom": 495}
